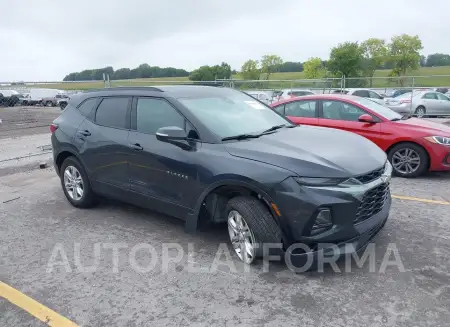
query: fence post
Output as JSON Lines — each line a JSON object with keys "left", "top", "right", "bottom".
{"left": 410, "top": 77, "right": 415, "bottom": 114}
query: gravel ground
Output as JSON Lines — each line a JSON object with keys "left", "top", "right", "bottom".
{"left": 0, "top": 106, "right": 60, "bottom": 139}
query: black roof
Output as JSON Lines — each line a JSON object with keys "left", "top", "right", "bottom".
{"left": 77, "top": 85, "right": 236, "bottom": 99}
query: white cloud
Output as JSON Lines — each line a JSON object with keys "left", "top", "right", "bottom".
{"left": 1, "top": 0, "right": 449, "bottom": 81}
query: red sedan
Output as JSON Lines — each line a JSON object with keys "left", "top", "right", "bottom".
{"left": 270, "top": 94, "right": 450, "bottom": 177}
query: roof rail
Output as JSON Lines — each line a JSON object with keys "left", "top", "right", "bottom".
{"left": 83, "top": 86, "right": 163, "bottom": 93}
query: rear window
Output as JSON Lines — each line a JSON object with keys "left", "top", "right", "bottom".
{"left": 77, "top": 98, "right": 98, "bottom": 117}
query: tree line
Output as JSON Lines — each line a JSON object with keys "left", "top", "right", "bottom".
{"left": 63, "top": 64, "right": 190, "bottom": 81}
{"left": 63, "top": 34, "right": 450, "bottom": 85}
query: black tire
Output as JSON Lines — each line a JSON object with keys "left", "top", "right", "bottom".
{"left": 46, "top": 101, "right": 53, "bottom": 107}
{"left": 414, "top": 106, "right": 426, "bottom": 118}
{"left": 388, "top": 142, "right": 429, "bottom": 178}
{"left": 227, "top": 196, "right": 282, "bottom": 263}
{"left": 60, "top": 156, "right": 98, "bottom": 208}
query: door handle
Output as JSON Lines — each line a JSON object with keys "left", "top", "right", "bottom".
{"left": 130, "top": 143, "right": 143, "bottom": 151}
{"left": 78, "top": 130, "right": 91, "bottom": 137}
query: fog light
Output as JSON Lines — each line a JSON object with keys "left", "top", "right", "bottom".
{"left": 312, "top": 209, "right": 332, "bottom": 231}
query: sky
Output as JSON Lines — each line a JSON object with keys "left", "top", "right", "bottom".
{"left": 1, "top": 0, "right": 450, "bottom": 81}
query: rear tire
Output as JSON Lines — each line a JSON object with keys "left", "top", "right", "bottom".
{"left": 226, "top": 196, "right": 282, "bottom": 264}
{"left": 415, "top": 106, "right": 426, "bottom": 118}
{"left": 60, "top": 156, "right": 98, "bottom": 208}
{"left": 388, "top": 143, "right": 429, "bottom": 178}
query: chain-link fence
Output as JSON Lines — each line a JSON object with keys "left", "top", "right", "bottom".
{"left": 2, "top": 74, "right": 450, "bottom": 108}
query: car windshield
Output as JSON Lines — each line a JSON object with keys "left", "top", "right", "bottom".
{"left": 178, "top": 91, "right": 292, "bottom": 139}
{"left": 352, "top": 97, "right": 402, "bottom": 120}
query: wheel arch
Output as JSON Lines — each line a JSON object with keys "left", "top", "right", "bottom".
{"left": 55, "top": 147, "right": 84, "bottom": 175}
{"left": 185, "top": 179, "right": 281, "bottom": 233}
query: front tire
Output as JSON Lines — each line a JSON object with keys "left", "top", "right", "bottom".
{"left": 60, "top": 156, "right": 98, "bottom": 208}
{"left": 415, "top": 106, "right": 426, "bottom": 118}
{"left": 226, "top": 196, "right": 282, "bottom": 264}
{"left": 388, "top": 143, "right": 429, "bottom": 178}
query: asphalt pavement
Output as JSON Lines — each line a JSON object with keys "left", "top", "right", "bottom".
{"left": 1, "top": 106, "right": 450, "bottom": 326}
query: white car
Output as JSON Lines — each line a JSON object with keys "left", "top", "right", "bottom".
{"left": 276, "top": 88, "right": 315, "bottom": 101}
{"left": 333, "top": 88, "right": 386, "bottom": 105}
{"left": 245, "top": 91, "right": 273, "bottom": 104}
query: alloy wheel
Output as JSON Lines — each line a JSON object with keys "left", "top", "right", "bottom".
{"left": 391, "top": 148, "right": 421, "bottom": 175}
{"left": 416, "top": 108, "right": 425, "bottom": 118}
{"left": 63, "top": 165, "right": 84, "bottom": 201}
{"left": 227, "top": 210, "right": 256, "bottom": 264}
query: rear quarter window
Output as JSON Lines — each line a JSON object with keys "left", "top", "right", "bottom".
{"left": 77, "top": 98, "right": 98, "bottom": 116}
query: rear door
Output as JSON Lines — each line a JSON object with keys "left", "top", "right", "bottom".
{"left": 318, "top": 100, "right": 383, "bottom": 147}
{"left": 75, "top": 96, "right": 132, "bottom": 193}
{"left": 284, "top": 100, "right": 319, "bottom": 125}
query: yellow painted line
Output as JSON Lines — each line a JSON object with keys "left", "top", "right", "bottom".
{"left": 0, "top": 281, "right": 79, "bottom": 327}
{"left": 392, "top": 195, "right": 450, "bottom": 205}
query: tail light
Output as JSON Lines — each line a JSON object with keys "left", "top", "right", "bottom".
{"left": 50, "top": 123, "right": 58, "bottom": 133}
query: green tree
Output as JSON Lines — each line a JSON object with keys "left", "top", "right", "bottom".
{"left": 188, "top": 66, "right": 215, "bottom": 81}
{"left": 279, "top": 61, "right": 303, "bottom": 72}
{"left": 241, "top": 59, "right": 260, "bottom": 80}
{"left": 327, "top": 42, "right": 364, "bottom": 79}
{"left": 361, "top": 38, "right": 387, "bottom": 87}
{"left": 425, "top": 53, "right": 450, "bottom": 67}
{"left": 303, "top": 57, "right": 326, "bottom": 79}
{"left": 260, "top": 55, "right": 283, "bottom": 80}
{"left": 388, "top": 34, "right": 423, "bottom": 86}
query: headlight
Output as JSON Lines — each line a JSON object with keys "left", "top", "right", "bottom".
{"left": 293, "top": 177, "right": 345, "bottom": 187}
{"left": 424, "top": 136, "right": 450, "bottom": 146}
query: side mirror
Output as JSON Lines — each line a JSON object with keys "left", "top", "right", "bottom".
{"left": 358, "top": 114, "right": 375, "bottom": 123}
{"left": 156, "top": 126, "right": 187, "bottom": 142}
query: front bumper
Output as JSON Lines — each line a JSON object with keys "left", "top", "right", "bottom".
{"left": 426, "top": 142, "right": 450, "bottom": 171}
{"left": 286, "top": 197, "right": 390, "bottom": 269}
{"left": 271, "top": 172, "right": 392, "bottom": 266}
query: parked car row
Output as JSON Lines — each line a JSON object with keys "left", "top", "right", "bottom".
{"left": 0, "top": 88, "right": 71, "bottom": 108}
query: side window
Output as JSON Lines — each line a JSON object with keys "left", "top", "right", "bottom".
{"left": 273, "top": 104, "right": 285, "bottom": 115}
{"left": 353, "top": 90, "right": 370, "bottom": 97}
{"left": 285, "top": 101, "right": 316, "bottom": 118}
{"left": 437, "top": 93, "right": 449, "bottom": 101}
{"left": 322, "top": 100, "right": 368, "bottom": 121}
{"left": 368, "top": 91, "right": 382, "bottom": 99}
{"left": 77, "top": 98, "right": 98, "bottom": 117}
{"left": 423, "top": 93, "right": 438, "bottom": 100}
{"left": 136, "top": 98, "right": 185, "bottom": 135}
{"left": 95, "top": 97, "right": 130, "bottom": 129}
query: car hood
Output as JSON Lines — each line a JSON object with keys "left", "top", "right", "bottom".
{"left": 225, "top": 126, "right": 387, "bottom": 178}
{"left": 392, "top": 118, "right": 450, "bottom": 135}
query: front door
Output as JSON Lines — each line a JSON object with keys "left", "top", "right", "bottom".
{"left": 127, "top": 97, "right": 201, "bottom": 218}
{"left": 318, "top": 100, "right": 383, "bottom": 147}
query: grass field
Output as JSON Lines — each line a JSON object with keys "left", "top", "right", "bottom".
{"left": 30, "top": 66, "right": 450, "bottom": 90}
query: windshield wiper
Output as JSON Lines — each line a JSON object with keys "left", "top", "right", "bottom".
{"left": 390, "top": 117, "right": 401, "bottom": 121}
{"left": 401, "top": 114, "right": 412, "bottom": 120}
{"left": 260, "top": 124, "right": 292, "bottom": 134}
{"left": 221, "top": 134, "right": 261, "bottom": 141}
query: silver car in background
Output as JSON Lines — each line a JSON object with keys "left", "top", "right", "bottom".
{"left": 385, "top": 91, "right": 450, "bottom": 117}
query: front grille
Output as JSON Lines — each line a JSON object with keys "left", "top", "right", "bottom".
{"left": 354, "top": 166, "right": 385, "bottom": 184}
{"left": 354, "top": 183, "right": 390, "bottom": 224}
